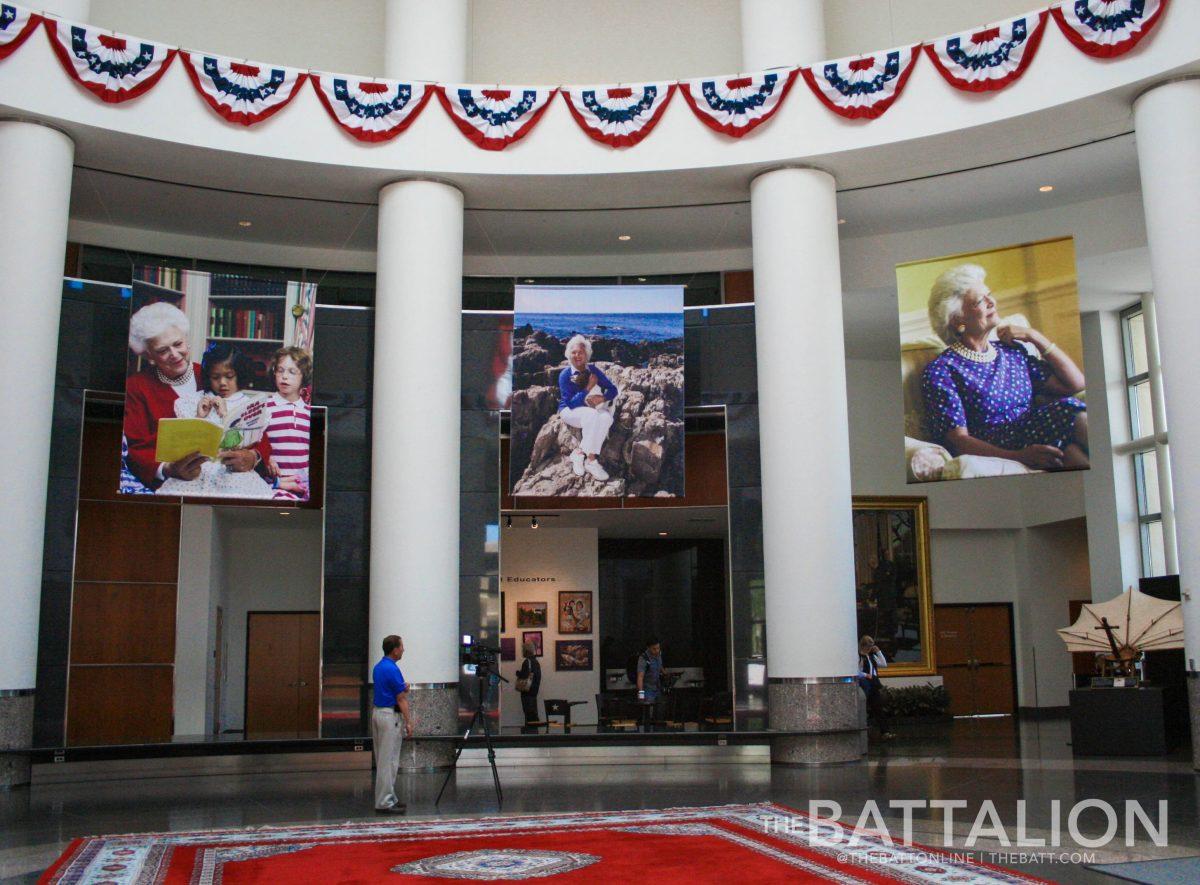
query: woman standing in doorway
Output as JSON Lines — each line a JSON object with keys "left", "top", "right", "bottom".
{"left": 516, "top": 640, "right": 542, "bottom": 732}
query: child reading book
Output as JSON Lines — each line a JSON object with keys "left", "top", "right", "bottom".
{"left": 265, "top": 346, "right": 313, "bottom": 499}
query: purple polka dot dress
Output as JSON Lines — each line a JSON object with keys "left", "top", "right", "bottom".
{"left": 921, "top": 342, "right": 1085, "bottom": 451}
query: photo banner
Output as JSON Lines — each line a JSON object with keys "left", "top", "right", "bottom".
{"left": 120, "top": 266, "right": 318, "bottom": 501}
{"left": 509, "top": 285, "right": 684, "bottom": 497}
{"left": 895, "top": 237, "right": 1088, "bottom": 483}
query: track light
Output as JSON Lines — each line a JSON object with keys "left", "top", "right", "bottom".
{"left": 531, "top": 516, "right": 539, "bottom": 529}
{"left": 505, "top": 515, "right": 512, "bottom": 529}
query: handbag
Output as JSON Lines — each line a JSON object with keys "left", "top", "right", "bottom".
{"left": 515, "top": 676, "right": 532, "bottom": 693}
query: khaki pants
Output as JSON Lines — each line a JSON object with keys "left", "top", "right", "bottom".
{"left": 371, "top": 707, "right": 403, "bottom": 809}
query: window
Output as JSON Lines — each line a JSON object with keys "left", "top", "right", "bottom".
{"left": 1120, "top": 304, "right": 1170, "bottom": 577}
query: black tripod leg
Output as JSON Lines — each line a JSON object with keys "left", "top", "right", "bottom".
{"left": 435, "top": 712, "right": 478, "bottom": 806}
{"left": 478, "top": 708, "right": 503, "bottom": 809}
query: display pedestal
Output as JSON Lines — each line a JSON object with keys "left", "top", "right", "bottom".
{"left": 1068, "top": 687, "right": 1169, "bottom": 756}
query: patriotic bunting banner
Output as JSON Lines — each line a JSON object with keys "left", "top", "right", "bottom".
{"left": 310, "top": 74, "right": 432, "bottom": 143}
{"left": 802, "top": 46, "right": 919, "bottom": 120}
{"left": 679, "top": 69, "right": 798, "bottom": 138}
{"left": 925, "top": 11, "right": 1048, "bottom": 92}
{"left": 44, "top": 19, "right": 176, "bottom": 103}
{"left": 1051, "top": 0, "right": 1168, "bottom": 58}
{"left": 435, "top": 84, "right": 557, "bottom": 150}
{"left": 561, "top": 82, "right": 676, "bottom": 148}
{"left": 182, "top": 51, "right": 307, "bottom": 126}
{"left": 0, "top": 3, "right": 39, "bottom": 61}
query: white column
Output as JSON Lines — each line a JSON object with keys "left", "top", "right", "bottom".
{"left": 751, "top": 167, "right": 861, "bottom": 762}
{"left": 1139, "top": 291, "right": 1178, "bottom": 574}
{"left": 384, "top": 0, "right": 469, "bottom": 82}
{"left": 1133, "top": 80, "right": 1200, "bottom": 766}
{"left": 370, "top": 180, "right": 463, "bottom": 765}
{"left": 0, "top": 121, "right": 74, "bottom": 786}
{"left": 741, "top": 0, "right": 825, "bottom": 71}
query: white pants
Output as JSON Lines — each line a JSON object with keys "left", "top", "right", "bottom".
{"left": 371, "top": 707, "right": 403, "bottom": 809}
{"left": 560, "top": 406, "right": 613, "bottom": 456}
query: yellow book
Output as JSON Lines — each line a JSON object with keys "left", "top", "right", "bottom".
{"left": 154, "top": 418, "right": 224, "bottom": 463}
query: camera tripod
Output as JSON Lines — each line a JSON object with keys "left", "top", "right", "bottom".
{"left": 435, "top": 665, "right": 506, "bottom": 810}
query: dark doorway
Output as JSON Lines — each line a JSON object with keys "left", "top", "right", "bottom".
{"left": 598, "top": 539, "right": 729, "bottom": 696}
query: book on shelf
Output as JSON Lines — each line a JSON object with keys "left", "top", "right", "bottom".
{"left": 208, "top": 274, "right": 287, "bottom": 299}
{"left": 208, "top": 305, "right": 282, "bottom": 341}
{"left": 134, "top": 266, "right": 184, "bottom": 291}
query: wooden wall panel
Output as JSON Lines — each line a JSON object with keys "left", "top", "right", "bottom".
{"left": 66, "top": 666, "right": 173, "bottom": 746}
{"left": 74, "top": 500, "right": 181, "bottom": 583}
{"left": 78, "top": 415, "right": 125, "bottom": 502}
{"left": 722, "top": 270, "right": 754, "bottom": 304}
{"left": 70, "top": 583, "right": 176, "bottom": 664}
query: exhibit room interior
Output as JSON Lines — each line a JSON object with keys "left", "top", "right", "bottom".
{"left": 1, "top": 1, "right": 1199, "bottom": 882}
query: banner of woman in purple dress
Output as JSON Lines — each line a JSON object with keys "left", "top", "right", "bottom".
{"left": 120, "top": 266, "right": 317, "bottom": 501}
{"left": 896, "top": 237, "right": 1088, "bottom": 483}
{"left": 509, "top": 285, "right": 684, "bottom": 498}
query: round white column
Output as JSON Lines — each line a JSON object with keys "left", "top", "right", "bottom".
{"left": 0, "top": 121, "right": 74, "bottom": 787}
{"left": 370, "top": 179, "right": 464, "bottom": 769}
{"left": 384, "top": 0, "right": 469, "bottom": 82}
{"left": 751, "top": 166, "right": 861, "bottom": 763}
{"left": 741, "top": 0, "right": 825, "bottom": 71}
{"left": 1133, "top": 78, "right": 1200, "bottom": 768}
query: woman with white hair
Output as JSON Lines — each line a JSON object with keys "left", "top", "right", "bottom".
{"left": 124, "top": 301, "right": 260, "bottom": 488}
{"left": 922, "top": 264, "right": 1088, "bottom": 470}
{"left": 558, "top": 334, "right": 618, "bottom": 481}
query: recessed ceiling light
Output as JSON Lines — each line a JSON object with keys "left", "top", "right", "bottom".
{"left": 278, "top": 511, "right": 292, "bottom": 517}
{"left": 524, "top": 278, "right": 535, "bottom": 283}
{"left": 618, "top": 234, "right": 632, "bottom": 241}
{"left": 637, "top": 277, "right": 646, "bottom": 282}
{"left": 658, "top": 531, "right": 668, "bottom": 536}
{"left": 238, "top": 220, "right": 253, "bottom": 227}
{"left": 1039, "top": 185, "right": 1054, "bottom": 193}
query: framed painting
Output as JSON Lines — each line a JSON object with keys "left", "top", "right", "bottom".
{"left": 521, "top": 631, "right": 544, "bottom": 657}
{"left": 555, "top": 640, "right": 593, "bottom": 672}
{"left": 558, "top": 591, "right": 593, "bottom": 634}
{"left": 500, "top": 636, "right": 516, "bottom": 662}
{"left": 517, "top": 601, "right": 548, "bottom": 628}
{"left": 852, "top": 496, "right": 936, "bottom": 677}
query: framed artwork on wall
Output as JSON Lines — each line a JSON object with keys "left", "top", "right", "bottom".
{"left": 500, "top": 637, "right": 516, "bottom": 662}
{"left": 522, "top": 631, "right": 544, "bottom": 657}
{"left": 555, "top": 640, "right": 593, "bottom": 671}
{"left": 558, "top": 591, "right": 593, "bottom": 634}
{"left": 517, "top": 601, "right": 548, "bottom": 628}
{"left": 852, "top": 496, "right": 936, "bottom": 677}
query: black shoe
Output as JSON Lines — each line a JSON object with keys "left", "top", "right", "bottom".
{"left": 375, "top": 804, "right": 407, "bottom": 814}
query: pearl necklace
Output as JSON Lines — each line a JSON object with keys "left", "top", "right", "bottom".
{"left": 949, "top": 341, "right": 997, "bottom": 364}
{"left": 156, "top": 364, "right": 195, "bottom": 388}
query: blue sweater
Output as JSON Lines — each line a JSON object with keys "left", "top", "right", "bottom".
{"left": 558, "top": 364, "right": 618, "bottom": 412}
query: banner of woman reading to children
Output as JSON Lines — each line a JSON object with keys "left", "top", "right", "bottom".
{"left": 120, "top": 267, "right": 318, "bottom": 501}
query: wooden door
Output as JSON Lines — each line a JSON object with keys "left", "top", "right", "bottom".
{"left": 245, "top": 612, "right": 320, "bottom": 736}
{"left": 934, "top": 604, "right": 1015, "bottom": 716}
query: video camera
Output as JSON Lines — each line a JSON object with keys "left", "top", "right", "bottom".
{"left": 460, "top": 634, "right": 501, "bottom": 675}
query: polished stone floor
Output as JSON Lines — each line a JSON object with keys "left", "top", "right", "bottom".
{"left": 2, "top": 717, "right": 1196, "bottom": 883}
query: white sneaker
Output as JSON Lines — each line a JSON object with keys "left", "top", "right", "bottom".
{"left": 584, "top": 459, "right": 609, "bottom": 481}
{"left": 569, "top": 450, "right": 585, "bottom": 476}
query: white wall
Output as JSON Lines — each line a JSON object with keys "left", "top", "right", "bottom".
{"left": 174, "top": 505, "right": 215, "bottom": 737}
{"left": 212, "top": 510, "right": 324, "bottom": 733}
{"left": 498, "top": 527, "right": 600, "bottom": 729}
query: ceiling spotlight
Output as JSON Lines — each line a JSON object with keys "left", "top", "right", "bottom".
{"left": 505, "top": 515, "right": 512, "bottom": 529}
{"left": 837, "top": 218, "right": 846, "bottom": 225}
{"left": 618, "top": 234, "right": 632, "bottom": 241}
{"left": 658, "top": 531, "right": 668, "bottom": 537}
{"left": 531, "top": 516, "right": 539, "bottom": 529}
{"left": 637, "top": 276, "right": 647, "bottom": 282}
{"left": 1039, "top": 185, "right": 1054, "bottom": 193}
{"left": 238, "top": 220, "right": 253, "bottom": 227}
{"left": 524, "top": 278, "right": 535, "bottom": 283}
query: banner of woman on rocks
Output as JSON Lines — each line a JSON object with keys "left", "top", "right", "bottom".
{"left": 509, "top": 285, "right": 684, "bottom": 497}
{"left": 120, "top": 266, "right": 317, "bottom": 501}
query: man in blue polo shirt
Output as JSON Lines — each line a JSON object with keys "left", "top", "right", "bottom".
{"left": 372, "top": 634, "right": 414, "bottom": 813}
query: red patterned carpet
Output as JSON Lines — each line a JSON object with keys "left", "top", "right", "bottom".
{"left": 41, "top": 803, "right": 1044, "bottom": 883}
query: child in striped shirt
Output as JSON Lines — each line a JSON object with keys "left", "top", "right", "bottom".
{"left": 265, "top": 346, "right": 313, "bottom": 499}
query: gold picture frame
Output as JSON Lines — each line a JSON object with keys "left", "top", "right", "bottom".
{"left": 852, "top": 496, "right": 936, "bottom": 677}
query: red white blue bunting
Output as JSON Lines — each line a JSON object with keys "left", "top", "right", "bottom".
{"left": 802, "top": 46, "right": 919, "bottom": 120}
{"left": 0, "top": 3, "right": 39, "bottom": 61}
{"left": 181, "top": 51, "right": 307, "bottom": 126}
{"left": 310, "top": 74, "right": 432, "bottom": 143}
{"left": 679, "top": 69, "right": 798, "bottom": 138}
{"left": 44, "top": 19, "right": 176, "bottom": 103}
{"left": 925, "top": 11, "right": 1048, "bottom": 92}
{"left": 561, "top": 82, "right": 675, "bottom": 148}
{"left": 435, "top": 84, "right": 557, "bottom": 150}
{"left": 1051, "top": 0, "right": 1168, "bottom": 58}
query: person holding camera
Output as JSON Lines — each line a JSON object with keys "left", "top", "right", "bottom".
{"left": 372, "top": 634, "right": 414, "bottom": 813}
{"left": 858, "top": 634, "right": 894, "bottom": 741}
{"left": 515, "top": 640, "right": 542, "bottom": 733}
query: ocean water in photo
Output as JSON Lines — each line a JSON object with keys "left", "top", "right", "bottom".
{"left": 518, "top": 312, "right": 683, "bottom": 343}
